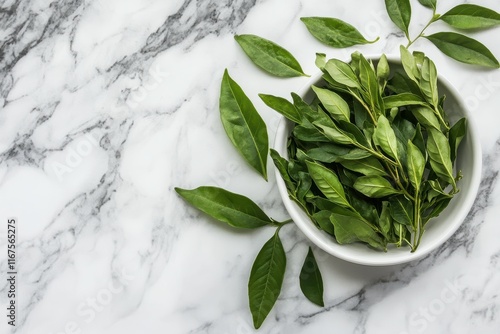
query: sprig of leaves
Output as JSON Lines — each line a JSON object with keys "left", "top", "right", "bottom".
{"left": 387, "top": 0, "right": 500, "bottom": 68}
{"left": 175, "top": 186, "right": 323, "bottom": 328}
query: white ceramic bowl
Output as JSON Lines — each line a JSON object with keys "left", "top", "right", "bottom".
{"left": 274, "top": 55, "right": 482, "bottom": 266}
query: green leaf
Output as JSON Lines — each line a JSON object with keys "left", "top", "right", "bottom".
{"left": 377, "top": 54, "right": 390, "bottom": 83}
{"left": 412, "top": 124, "right": 425, "bottom": 154}
{"left": 248, "top": 229, "right": 287, "bottom": 329}
{"left": 293, "top": 123, "right": 330, "bottom": 142}
{"left": 324, "top": 59, "right": 360, "bottom": 88}
{"left": 339, "top": 157, "right": 388, "bottom": 176}
{"left": 296, "top": 171, "right": 313, "bottom": 202}
{"left": 312, "top": 86, "right": 350, "bottom": 123}
{"left": 175, "top": 186, "right": 272, "bottom": 229}
{"left": 354, "top": 176, "right": 401, "bottom": 198}
{"left": 306, "top": 145, "right": 370, "bottom": 163}
{"left": 384, "top": 0, "right": 412, "bottom": 36}
{"left": 312, "top": 211, "right": 335, "bottom": 235}
{"left": 373, "top": 115, "right": 400, "bottom": 161}
{"left": 315, "top": 53, "right": 327, "bottom": 69}
{"left": 270, "top": 149, "right": 296, "bottom": 192}
{"left": 418, "top": 0, "right": 436, "bottom": 10}
{"left": 383, "top": 93, "right": 427, "bottom": 109}
{"left": 379, "top": 201, "right": 392, "bottom": 239}
{"left": 387, "top": 71, "right": 421, "bottom": 95}
{"left": 407, "top": 140, "right": 426, "bottom": 191}
{"left": 449, "top": 118, "right": 467, "bottom": 162}
{"left": 426, "top": 179, "right": 453, "bottom": 202}
{"left": 234, "top": 34, "right": 308, "bottom": 77}
{"left": 400, "top": 45, "right": 420, "bottom": 83}
{"left": 220, "top": 70, "right": 269, "bottom": 180}
{"left": 305, "top": 144, "right": 350, "bottom": 163}
{"left": 329, "top": 207, "right": 385, "bottom": 250}
{"left": 410, "top": 106, "right": 441, "bottom": 130}
{"left": 306, "top": 161, "right": 351, "bottom": 208}
{"left": 419, "top": 57, "right": 439, "bottom": 106}
{"left": 427, "top": 128, "right": 457, "bottom": 189}
{"left": 425, "top": 32, "right": 500, "bottom": 68}
{"left": 300, "top": 247, "right": 325, "bottom": 307}
{"left": 389, "top": 195, "right": 414, "bottom": 227}
{"left": 300, "top": 17, "right": 379, "bottom": 48}
{"left": 359, "top": 55, "right": 384, "bottom": 116}
{"left": 259, "top": 94, "right": 302, "bottom": 124}
{"left": 423, "top": 197, "right": 452, "bottom": 225}
{"left": 440, "top": 4, "right": 500, "bottom": 30}
{"left": 314, "top": 122, "right": 356, "bottom": 146}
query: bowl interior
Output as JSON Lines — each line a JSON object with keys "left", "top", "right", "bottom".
{"left": 274, "top": 56, "right": 482, "bottom": 266}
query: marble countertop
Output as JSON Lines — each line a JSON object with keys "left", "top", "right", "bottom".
{"left": 1, "top": 0, "right": 500, "bottom": 333}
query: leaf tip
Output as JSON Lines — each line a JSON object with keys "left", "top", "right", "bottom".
{"left": 369, "top": 36, "right": 380, "bottom": 44}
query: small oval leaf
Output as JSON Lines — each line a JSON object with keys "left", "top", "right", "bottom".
{"left": 384, "top": 0, "right": 412, "bottom": 36}
{"left": 383, "top": 93, "right": 427, "bottom": 109}
{"left": 324, "top": 59, "right": 360, "bottom": 88}
{"left": 353, "top": 176, "right": 401, "bottom": 198}
{"left": 389, "top": 195, "right": 414, "bottom": 227}
{"left": 440, "top": 4, "right": 500, "bottom": 30}
{"left": 300, "top": 17, "right": 379, "bottom": 48}
{"left": 234, "top": 34, "right": 308, "bottom": 77}
{"left": 306, "top": 160, "right": 351, "bottom": 208}
{"left": 259, "top": 94, "right": 302, "bottom": 124}
{"left": 373, "top": 115, "right": 400, "bottom": 162}
{"left": 248, "top": 229, "right": 287, "bottom": 329}
{"left": 425, "top": 32, "right": 500, "bottom": 68}
{"left": 418, "top": 0, "right": 436, "bottom": 10}
{"left": 300, "top": 247, "right": 325, "bottom": 307}
{"left": 427, "top": 128, "right": 457, "bottom": 190}
{"left": 312, "top": 86, "right": 350, "bottom": 123}
{"left": 449, "top": 118, "right": 467, "bottom": 162}
{"left": 220, "top": 70, "right": 269, "bottom": 180}
{"left": 340, "top": 157, "right": 389, "bottom": 177}
{"left": 175, "top": 186, "right": 272, "bottom": 228}
{"left": 407, "top": 140, "right": 426, "bottom": 191}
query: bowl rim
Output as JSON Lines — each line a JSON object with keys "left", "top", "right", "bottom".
{"left": 273, "top": 53, "right": 483, "bottom": 266}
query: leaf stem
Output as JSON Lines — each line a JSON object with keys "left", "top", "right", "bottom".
{"left": 412, "top": 193, "right": 423, "bottom": 252}
{"left": 434, "top": 106, "right": 450, "bottom": 131}
{"left": 272, "top": 218, "right": 294, "bottom": 227}
{"left": 349, "top": 88, "right": 378, "bottom": 125}
{"left": 406, "top": 14, "right": 440, "bottom": 48}
{"left": 383, "top": 160, "right": 415, "bottom": 201}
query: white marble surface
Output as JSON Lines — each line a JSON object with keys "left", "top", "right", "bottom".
{"left": 1, "top": 0, "right": 500, "bottom": 333}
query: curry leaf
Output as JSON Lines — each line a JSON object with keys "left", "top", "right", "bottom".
{"left": 235, "top": 34, "right": 308, "bottom": 77}
{"left": 384, "top": 0, "right": 412, "bottom": 37}
{"left": 418, "top": 0, "right": 436, "bottom": 10}
{"left": 175, "top": 186, "right": 272, "bottom": 228}
{"left": 374, "top": 115, "right": 400, "bottom": 161}
{"left": 427, "top": 128, "right": 457, "bottom": 190}
{"left": 312, "top": 86, "right": 351, "bottom": 123}
{"left": 220, "top": 70, "right": 269, "bottom": 180}
{"left": 248, "top": 228, "right": 287, "bottom": 329}
{"left": 306, "top": 161, "right": 352, "bottom": 208}
{"left": 301, "top": 17, "right": 379, "bottom": 48}
{"left": 300, "top": 247, "right": 325, "bottom": 307}
{"left": 330, "top": 207, "right": 386, "bottom": 250}
{"left": 449, "top": 118, "right": 467, "bottom": 162}
{"left": 354, "top": 176, "right": 401, "bottom": 198}
{"left": 407, "top": 140, "right": 426, "bottom": 191}
{"left": 259, "top": 94, "right": 302, "bottom": 123}
{"left": 440, "top": 4, "right": 500, "bottom": 30}
{"left": 425, "top": 32, "right": 500, "bottom": 68}
{"left": 389, "top": 195, "right": 414, "bottom": 227}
